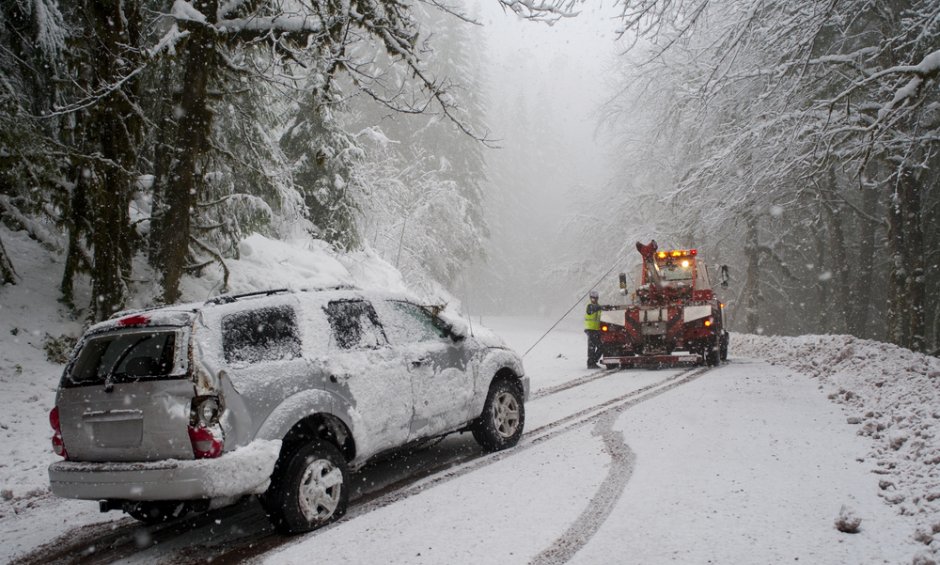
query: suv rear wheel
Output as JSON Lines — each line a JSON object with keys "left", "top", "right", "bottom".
{"left": 263, "top": 440, "right": 349, "bottom": 534}
{"left": 472, "top": 379, "right": 524, "bottom": 452}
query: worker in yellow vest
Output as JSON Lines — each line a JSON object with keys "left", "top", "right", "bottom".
{"left": 584, "top": 290, "right": 602, "bottom": 368}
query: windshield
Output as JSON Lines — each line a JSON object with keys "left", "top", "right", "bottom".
{"left": 656, "top": 257, "right": 695, "bottom": 282}
{"left": 65, "top": 329, "right": 180, "bottom": 387}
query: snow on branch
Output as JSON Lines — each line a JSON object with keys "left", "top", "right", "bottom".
{"left": 829, "top": 49, "right": 940, "bottom": 118}
{"left": 170, "top": 0, "right": 325, "bottom": 38}
{"left": 877, "top": 50, "right": 940, "bottom": 119}
{"left": 0, "top": 195, "right": 62, "bottom": 252}
{"left": 498, "top": 0, "right": 582, "bottom": 23}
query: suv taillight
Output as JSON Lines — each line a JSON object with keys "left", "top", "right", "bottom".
{"left": 188, "top": 397, "right": 223, "bottom": 459}
{"left": 50, "top": 406, "right": 68, "bottom": 459}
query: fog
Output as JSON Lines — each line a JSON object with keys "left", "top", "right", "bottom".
{"left": 463, "top": 2, "right": 629, "bottom": 317}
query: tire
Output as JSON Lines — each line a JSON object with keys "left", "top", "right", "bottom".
{"left": 472, "top": 379, "right": 525, "bottom": 452}
{"left": 126, "top": 501, "right": 189, "bottom": 524}
{"left": 262, "top": 440, "right": 349, "bottom": 534}
{"left": 705, "top": 339, "right": 721, "bottom": 366}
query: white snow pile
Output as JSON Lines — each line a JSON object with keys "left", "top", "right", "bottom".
{"left": 735, "top": 332, "right": 940, "bottom": 560}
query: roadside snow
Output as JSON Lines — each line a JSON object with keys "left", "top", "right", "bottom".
{"left": 735, "top": 333, "right": 940, "bottom": 561}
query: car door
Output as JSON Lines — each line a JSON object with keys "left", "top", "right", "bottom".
{"left": 322, "top": 299, "right": 413, "bottom": 457}
{"left": 377, "top": 300, "right": 475, "bottom": 440}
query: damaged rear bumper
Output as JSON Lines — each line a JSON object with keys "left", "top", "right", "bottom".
{"left": 48, "top": 439, "right": 280, "bottom": 501}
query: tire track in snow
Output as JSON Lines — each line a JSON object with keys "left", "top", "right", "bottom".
{"left": 530, "top": 367, "right": 620, "bottom": 400}
{"left": 207, "top": 368, "right": 710, "bottom": 563}
{"left": 530, "top": 366, "right": 711, "bottom": 565}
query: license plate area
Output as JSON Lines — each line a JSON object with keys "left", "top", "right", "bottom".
{"left": 84, "top": 410, "right": 144, "bottom": 448}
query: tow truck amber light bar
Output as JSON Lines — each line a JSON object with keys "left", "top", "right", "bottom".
{"left": 656, "top": 249, "right": 697, "bottom": 259}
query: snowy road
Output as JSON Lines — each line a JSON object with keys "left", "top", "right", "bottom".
{"left": 3, "top": 316, "right": 924, "bottom": 564}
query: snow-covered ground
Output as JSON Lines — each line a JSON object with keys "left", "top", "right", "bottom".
{"left": 1, "top": 227, "right": 939, "bottom": 563}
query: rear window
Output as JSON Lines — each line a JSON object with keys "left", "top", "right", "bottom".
{"left": 65, "top": 330, "right": 178, "bottom": 387}
{"left": 222, "top": 305, "right": 302, "bottom": 365}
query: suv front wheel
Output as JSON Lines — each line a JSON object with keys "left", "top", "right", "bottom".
{"left": 472, "top": 379, "right": 525, "bottom": 452}
{"left": 263, "top": 440, "right": 349, "bottom": 534}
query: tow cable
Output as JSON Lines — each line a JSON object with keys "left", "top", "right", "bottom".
{"left": 522, "top": 258, "right": 626, "bottom": 358}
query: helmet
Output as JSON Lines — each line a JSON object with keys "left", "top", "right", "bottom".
{"left": 589, "top": 290, "right": 599, "bottom": 299}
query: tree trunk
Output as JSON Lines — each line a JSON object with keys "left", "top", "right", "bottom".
{"left": 61, "top": 169, "right": 90, "bottom": 307}
{"left": 742, "top": 215, "right": 761, "bottom": 333}
{"left": 0, "top": 232, "right": 16, "bottom": 284}
{"left": 886, "top": 163, "right": 926, "bottom": 351}
{"left": 155, "top": 1, "right": 217, "bottom": 305}
{"left": 820, "top": 166, "right": 850, "bottom": 334}
{"left": 848, "top": 180, "right": 879, "bottom": 339}
{"left": 84, "top": 0, "right": 142, "bottom": 321}
{"left": 815, "top": 234, "right": 831, "bottom": 333}
{"left": 899, "top": 167, "right": 926, "bottom": 352}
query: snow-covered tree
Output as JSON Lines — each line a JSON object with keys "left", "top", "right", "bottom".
{"left": 603, "top": 0, "right": 939, "bottom": 350}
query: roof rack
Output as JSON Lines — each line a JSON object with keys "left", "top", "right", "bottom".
{"left": 205, "top": 289, "right": 290, "bottom": 306}
{"left": 203, "top": 285, "right": 359, "bottom": 306}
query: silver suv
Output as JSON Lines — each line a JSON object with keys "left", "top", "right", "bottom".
{"left": 48, "top": 287, "right": 527, "bottom": 533}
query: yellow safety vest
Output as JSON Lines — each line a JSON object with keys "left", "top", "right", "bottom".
{"left": 584, "top": 305, "right": 600, "bottom": 331}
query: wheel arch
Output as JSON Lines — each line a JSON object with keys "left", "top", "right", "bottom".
{"left": 280, "top": 413, "right": 356, "bottom": 463}
{"left": 470, "top": 349, "right": 527, "bottom": 417}
{"left": 255, "top": 390, "right": 357, "bottom": 463}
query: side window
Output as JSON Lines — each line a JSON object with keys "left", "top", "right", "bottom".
{"left": 324, "top": 300, "right": 388, "bottom": 350}
{"left": 222, "top": 305, "right": 302, "bottom": 365}
{"left": 382, "top": 301, "right": 447, "bottom": 344}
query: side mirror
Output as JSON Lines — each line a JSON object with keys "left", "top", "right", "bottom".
{"left": 618, "top": 272, "right": 628, "bottom": 295}
{"left": 720, "top": 265, "right": 730, "bottom": 288}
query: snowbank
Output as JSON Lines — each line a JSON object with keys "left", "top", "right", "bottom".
{"left": 734, "top": 332, "right": 940, "bottom": 561}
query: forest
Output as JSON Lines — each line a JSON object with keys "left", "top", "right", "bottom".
{"left": 1, "top": 0, "right": 938, "bottom": 354}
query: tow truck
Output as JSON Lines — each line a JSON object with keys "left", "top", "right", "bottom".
{"left": 598, "top": 240, "right": 729, "bottom": 368}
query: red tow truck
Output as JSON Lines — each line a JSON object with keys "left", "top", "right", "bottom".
{"left": 598, "top": 240, "right": 729, "bottom": 368}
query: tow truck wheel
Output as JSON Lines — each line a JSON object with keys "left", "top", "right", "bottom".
{"left": 705, "top": 342, "right": 721, "bottom": 366}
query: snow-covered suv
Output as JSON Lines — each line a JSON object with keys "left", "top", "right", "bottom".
{"left": 48, "top": 287, "right": 527, "bottom": 533}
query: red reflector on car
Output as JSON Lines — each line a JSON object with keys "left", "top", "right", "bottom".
{"left": 50, "top": 406, "right": 68, "bottom": 459}
{"left": 49, "top": 406, "right": 60, "bottom": 431}
{"left": 117, "top": 314, "right": 151, "bottom": 327}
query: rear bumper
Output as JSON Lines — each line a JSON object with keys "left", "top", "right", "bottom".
{"left": 601, "top": 354, "right": 702, "bottom": 369}
{"left": 48, "top": 439, "right": 280, "bottom": 501}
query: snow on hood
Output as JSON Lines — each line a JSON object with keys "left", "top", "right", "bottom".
{"left": 734, "top": 332, "right": 940, "bottom": 552}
